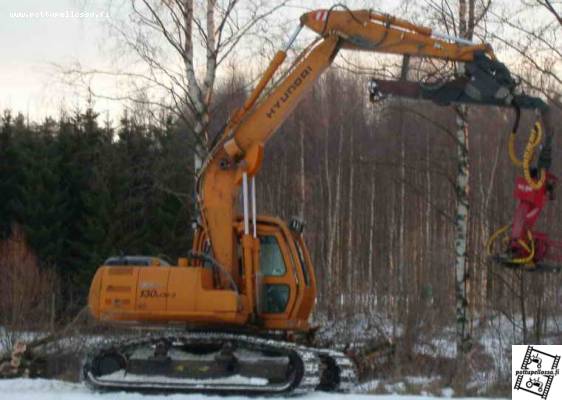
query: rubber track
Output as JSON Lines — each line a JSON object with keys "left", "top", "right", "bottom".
{"left": 316, "top": 348, "right": 358, "bottom": 392}
{"left": 83, "top": 331, "right": 356, "bottom": 395}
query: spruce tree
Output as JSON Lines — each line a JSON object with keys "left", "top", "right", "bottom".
{"left": 0, "top": 110, "right": 21, "bottom": 238}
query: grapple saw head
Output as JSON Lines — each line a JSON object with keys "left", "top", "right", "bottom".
{"left": 368, "top": 52, "right": 547, "bottom": 110}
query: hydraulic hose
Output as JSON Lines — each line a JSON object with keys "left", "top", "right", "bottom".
{"left": 486, "top": 226, "right": 535, "bottom": 265}
{"left": 486, "top": 225, "right": 510, "bottom": 256}
{"left": 512, "top": 230, "right": 536, "bottom": 265}
{"left": 508, "top": 104, "right": 523, "bottom": 167}
{"left": 523, "top": 122, "right": 546, "bottom": 189}
{"left": 508, "top": 117, "right": 546, "bottom": 190}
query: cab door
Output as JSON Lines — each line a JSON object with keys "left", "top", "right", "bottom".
{"left": 254, "top": 224, "right": 298, "bottom": 328}
{"left": 290, "top": 232, "right": 317, "bottom": 321}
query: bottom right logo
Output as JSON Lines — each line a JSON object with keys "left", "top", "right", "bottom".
{"left": 513, "top": 345, "right": 561, "bottom": 399}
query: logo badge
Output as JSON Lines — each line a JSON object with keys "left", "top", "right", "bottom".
{"left": 513, "top": 345, "right": 561, "bottom": 399}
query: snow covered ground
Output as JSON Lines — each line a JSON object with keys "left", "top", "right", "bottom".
{"left": 0, "top": 379, "right": 508, "bottom": 400}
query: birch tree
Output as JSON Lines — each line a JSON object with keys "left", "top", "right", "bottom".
{"left": 453, "top": 0, "right": 477, "bottom": 388}
{"left": 65, "top": 0, "right": 289, "bottom": 172}
{"left": 415, "top": 0, "right": 493, "bottom": 389}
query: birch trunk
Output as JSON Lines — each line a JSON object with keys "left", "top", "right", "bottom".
{"left": 367, "top": 172, "right": 376, "bottom": 309}
{"left": 388, "top": 182, "right": 397, "bottom": 336}
{"left": 454, "top": 104, "right": 472, "bottom": 366}
{"left": 347, "top": 126, "right": 354, "bottom": 308}
{"left": 425, "top": 127, "right": 432, "bottom": 297}
{"left": 397, "top": 104, "right": 406, "bottom": 321}
{"left": 454, "top": 2, "right": 476, "bottom": 382}
{"left": 299, "top": 121, "right": 306, "bottom": 218}
{"left": 324, "top": 122, "right": 344, "bottom": 316}
{"left": 479, "top": 121, "right": 502, "bottom": 304}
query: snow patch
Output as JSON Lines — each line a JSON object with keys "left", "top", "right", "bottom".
{"left": 404, "top": 376, "right": 438, "bottom": 385}
{"left": 100, "top": 370, "right": 269, "bottom": 386}
{"left": 0, "top": 378, "right": 510, "bottom": 400}
{"left": 356, "top": 378, "right": 380, "bottom": 392}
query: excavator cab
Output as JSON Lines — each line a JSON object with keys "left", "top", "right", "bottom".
{"left": 250, "top": 217, "right": 316, "bottom": 330}
{"left": 192, "top": 215, "right": 317, "bottom": 330}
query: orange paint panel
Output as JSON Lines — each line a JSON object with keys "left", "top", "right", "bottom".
{"left": 166, "top": 268, "right": 199, "bottom": 312}
{"left": 98, "top": 266, "right": 138, "bottom": 315}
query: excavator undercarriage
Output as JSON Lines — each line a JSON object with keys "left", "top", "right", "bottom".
{"left": 83, "top": 331, "right": 356, "bottom": 394}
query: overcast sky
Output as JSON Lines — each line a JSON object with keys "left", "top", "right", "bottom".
{"left": 0, "top": 1, "right": 113, "bottom": 120}
{"left": 0, "top": 0, "right": 422, "bottom": 122}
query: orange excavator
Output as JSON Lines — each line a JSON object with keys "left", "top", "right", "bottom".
{"left": 84, "top": 5, "right": 541, "bottom": 394}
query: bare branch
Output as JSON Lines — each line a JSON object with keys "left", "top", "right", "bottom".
{"left": 540, "top": 0, "right": 562, "bottom": 24}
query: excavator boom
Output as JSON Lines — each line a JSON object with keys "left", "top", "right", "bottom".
{"left": 301, "top": 9, "right": 492, "bottom": 60}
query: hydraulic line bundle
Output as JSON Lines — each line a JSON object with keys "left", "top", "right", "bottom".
{"left": 486, "top": 106, "right": 561, "bottom": 272}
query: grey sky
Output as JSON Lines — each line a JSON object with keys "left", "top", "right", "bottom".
{"left": 2, "top": 0, "right": 519, "bottom": 122}
{"left": 0, "top": 0, "right": 116, "bottom": 120}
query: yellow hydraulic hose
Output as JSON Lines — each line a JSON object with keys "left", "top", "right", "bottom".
{"left": 523, "top": 122, "right": 546, "bottom": 189}
{"left": 486, "top": 225, "right": 510, "bottom": 255}
{"left": 486, "top": 226, "right": 535, "bottom": 265}
{"left": 508, "top": 121, "right": 546, "bottom": 190}
{"left": 508, "top": 132, "right": 523, "bottom": 167}
{"left": 512, "top": 230, "right": 535, "bottom": 265}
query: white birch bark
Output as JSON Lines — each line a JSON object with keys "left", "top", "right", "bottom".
{"left": 182, "top": 0, "right": 209, "bottom": 178}
{"left": 454, "top": 105, "right": 471, "bottom": 357}
{"left": 454, "top": 1, "right": 477, "bottom": 373}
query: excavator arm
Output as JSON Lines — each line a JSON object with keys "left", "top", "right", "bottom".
{"left": 196, "top": 7, "right": 526, "bottom": 282}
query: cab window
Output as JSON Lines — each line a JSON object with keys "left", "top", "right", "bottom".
{"left": 263, "top": 284, "right": 290, "bottom": 313}
{"left": 294, "top": 239, "right": 310, "bottom": 286}
{"left": 259, "top": 235, "right": 286, "bottom": 276}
